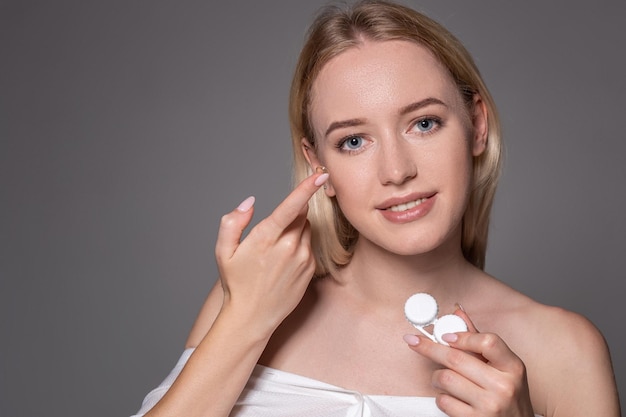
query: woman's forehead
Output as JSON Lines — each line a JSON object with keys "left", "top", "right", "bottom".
{"left": 309, "top": 40, "right": 462, "bottom": 131}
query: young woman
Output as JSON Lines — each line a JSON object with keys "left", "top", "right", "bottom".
{"left": 132, "top": 1, "right": 620, "bottom": 416}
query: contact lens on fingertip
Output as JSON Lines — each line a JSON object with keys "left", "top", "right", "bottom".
{"left": 404, "top": 292, "right": 467, "bottom": 346}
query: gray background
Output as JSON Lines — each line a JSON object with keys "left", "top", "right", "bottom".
{"left": 1, "top": 1, "right": 624, "bottom": 416}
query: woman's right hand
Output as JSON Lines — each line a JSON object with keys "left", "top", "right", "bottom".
{"left": 214, "top": 171, "right": 329, "bottom": 336}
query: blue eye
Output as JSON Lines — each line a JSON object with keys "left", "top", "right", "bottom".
{"left": 341, "top": 135, "right": 364, "bottom": 151}
{"left": 416, "top": 118, "right": 436, "bottom": 132}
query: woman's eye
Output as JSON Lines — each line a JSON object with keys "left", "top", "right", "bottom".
{"left": 415, "top": 118, "right": 436, "bottom": 132}
{"left": 340, "top": 135, "right": 365, "bottom": 151}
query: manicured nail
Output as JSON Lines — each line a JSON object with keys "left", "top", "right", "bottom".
{"left": 314, "top": 173, "right": 329, "bottom": 187}
{"left": 403, "top": 334, "right": 420, "bottom": 346}
{"left": 236, "top": 196, "right": 255, "bottom": 212}
{"left": 454, "top": 303, "right": 465, "bottom": 312}
{"left": 441, "top": 333, "right": 458, "bottom": 343}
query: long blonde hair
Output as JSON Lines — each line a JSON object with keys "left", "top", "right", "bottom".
{"left": 289, "top": 0, "right": 502, "bottom": 275}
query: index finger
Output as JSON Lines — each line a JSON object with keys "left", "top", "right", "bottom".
{"left": 267, "top": 172, "right": 329, "bottom": 231}
{"left": 409, "top": 335, "right": 494, "bottom": 389}
{"left": 446, "top": 332, "right": 521, "bottom": 372}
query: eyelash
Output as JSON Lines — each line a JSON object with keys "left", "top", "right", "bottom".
{"left": 334, "top": 116, "right": 444, "bottom": 155}
{"left": 411, "top": 116, "right": 443, "bottom": 135}
{"left": 336, "top": 134, "right": 367, "bottom": 155}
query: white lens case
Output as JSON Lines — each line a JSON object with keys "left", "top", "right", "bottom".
{"left": 404, "top": 293, "right": 467, "bottom": 346}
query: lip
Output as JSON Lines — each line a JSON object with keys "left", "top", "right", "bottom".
{"left": 377, "top": 192, "right": 437, "bottom": 224}
{"left": 376, "top": 192, "right": 437, "bottom": 210}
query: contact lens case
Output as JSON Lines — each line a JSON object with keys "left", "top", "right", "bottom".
{"left": 404, "top": 292, "right": 467, "bottom": 346}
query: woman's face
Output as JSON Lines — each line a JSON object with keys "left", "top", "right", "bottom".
{"left": 306, "top": 40, "right": 487, "bottom": 256}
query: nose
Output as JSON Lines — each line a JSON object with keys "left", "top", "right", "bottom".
{"left": 377, "top": 136, "right": 417, "bottom": 185}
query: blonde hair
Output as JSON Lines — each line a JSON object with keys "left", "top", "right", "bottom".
{"left": 289, "top": 0, "right": 502, "bottom": 275}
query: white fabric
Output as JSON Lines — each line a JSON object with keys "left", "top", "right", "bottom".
{"left": 131, "top": 348, "right": 195, "bottom": 417}
{"left": 232, "top": 364, "right": 448, "bottom": 417}
{"left": 132, "top": 348, "right": 542, "bottom": 417}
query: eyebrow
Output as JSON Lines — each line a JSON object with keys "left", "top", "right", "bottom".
{"left": 398, "top": 97, "right": 447, "bottom": 115}
{"left": 324, "top": 118, "right": 365, "bottom": 138}
{"left": 324, "top": 97, "right": 447, "bottom": 138}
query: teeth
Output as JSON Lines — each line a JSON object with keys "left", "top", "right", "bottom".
{"left": 389, "top": 198, "right": 426, "bottom": 212}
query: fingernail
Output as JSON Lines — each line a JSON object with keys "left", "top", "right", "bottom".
{"left": 454, "top": 303, "right": 465, "bottom": 312}
{"left": 403, "top": 334, "right": 420, "bottom": 346}
{"left": 314, "top": 173, "right": 329, "bottom": 187}
{"left": 236, "top": 196, "right": 255, "bottom": 212}
{"left": 441, "top": 333, "right": 458, "bottom": 343}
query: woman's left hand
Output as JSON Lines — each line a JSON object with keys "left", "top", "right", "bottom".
{"left": 404, "top": 310, "right": 535, "bottom": 417}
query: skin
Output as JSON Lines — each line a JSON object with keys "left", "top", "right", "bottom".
{"left": 148, "top": 40, "right": 620, "bottom": 417}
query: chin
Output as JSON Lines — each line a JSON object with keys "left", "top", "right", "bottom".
{"left": 375, "top": 235, "right": 448, "bottom": 257}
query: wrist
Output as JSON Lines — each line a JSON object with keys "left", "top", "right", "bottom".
{"left": 215, "top": 302, "right": 278, "bottom": 346}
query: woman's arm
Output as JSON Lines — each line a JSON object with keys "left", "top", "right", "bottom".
{"left": 139, "top": 172, "right": 329, "bottom": 417}
{"left": 144, "top": 305, "right": 273, "bottom": 417}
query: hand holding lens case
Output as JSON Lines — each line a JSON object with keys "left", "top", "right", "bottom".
{"left": 404, "top": 293, "right": 467, "bottom": 346}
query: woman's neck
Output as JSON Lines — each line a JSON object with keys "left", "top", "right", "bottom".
{"left": 327, "top": 233, "right": 477, "bottom": 313}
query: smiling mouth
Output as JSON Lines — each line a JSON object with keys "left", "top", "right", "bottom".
{"left": 387, "top": 197, "right": 428, "bottom": 212}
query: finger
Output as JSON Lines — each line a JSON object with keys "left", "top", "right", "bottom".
{"left": 448, "top": 307, "right": 487, "bottom": 362}
{"left": 283, "top": 199, "right": 310, "bottom": 235}
{"left": 453, "top": 304, "right": 479, "bottom": 333}
{"left": 267, "top": 172, "right": 329, "bottom": 232}
{"left": 275, "top": 211, "right": 313, "bottom": 263}
{"left": 445, "top": 332, "right": 523, "bottom": 373}
{"left": 215, "top": 196, "right": 256, "bottom": 262}
{"left": 300, "top": 219, "right": 312, "bottom": 247}
{"left": 431, "top": 368, "right": 479, "bottom": 414}
{"left": 435, "top": 392, "right": 474, "bottom": 417}
{"left": 295, "top": 220, "right": 316, "bottom": 277}
{"left": 405, "top": 335, "right": 494, "bottom": 389}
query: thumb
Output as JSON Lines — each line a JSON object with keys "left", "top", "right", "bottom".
{"left": 453, "top": 304, "right": 488, "bottom": 362}
{"left": 454, "top": 304, "right": 479, "bottom": 333}
{"left": 215, "top": 196, "right": 255, "bottom": 263}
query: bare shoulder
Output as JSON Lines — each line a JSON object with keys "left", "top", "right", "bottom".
{"left": 185, "top": 280, "right": 224, "bottom": 348}
{"left": 512, "top": 301, "right": 612, "bottom": 382}
{"left": 517, "top": 302, "right": 619, "bottom": 416}
{"left": 467, "top": 273, "right": 620, "bottom": 416}
{"left": 466, "top": 273, "right": 605, "bottom": 353}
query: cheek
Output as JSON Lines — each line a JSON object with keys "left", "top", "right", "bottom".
{"left": 316, "top": 147, "right": 370, "bottom": 193}
{"left": 446, "top": 143, "right": 473, "bottom": 186}
{"left": 446, "top": 144, "right": 475, "bottom": 210}
{"left": 327, "top": 161, "right": 371, "bottom": 199}
{"left": 419, "top": 135, "right": 472, "bottom": 174}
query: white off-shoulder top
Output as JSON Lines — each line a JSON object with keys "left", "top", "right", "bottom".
{"left": 132, "top": 348, "right": 542, "bottom": 417}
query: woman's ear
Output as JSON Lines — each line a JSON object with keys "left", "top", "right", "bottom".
{"left": 301, "top": 137, "right": 335, "bottom": 197}
{"left": 301, "top": 138, "right": 321, "bottom": 168}
{"left": 470, "top": 95, "right": 488, "bottom": 157}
